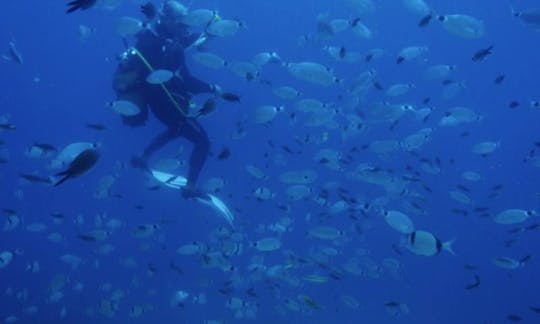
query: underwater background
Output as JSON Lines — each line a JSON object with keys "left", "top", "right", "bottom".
{"left": 1, "top": 0, "right": 540, "bottom": 323}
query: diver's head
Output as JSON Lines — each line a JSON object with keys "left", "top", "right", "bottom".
{"left": 157, "top": 1, "right": 189, "bottom": 39}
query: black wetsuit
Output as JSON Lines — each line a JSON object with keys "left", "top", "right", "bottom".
{"left": 113, "top": 26, "right": 213, "bottom": 186}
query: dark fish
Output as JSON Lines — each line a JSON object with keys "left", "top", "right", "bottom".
{"left": 169, "top": 260, "right": 183, "bottom": 275}
{"left": 50, "top": 212, "right": 64, "bottom": 219}
{"left": 140, "top": 2, "right": 157, "bottom": 21}
{"left": 506, "top": 314, "right": 522, "bottom": 322}
{"left": 494, "top": 74, "right": 506, "bottom": 84}
{"left": 245, "top": 287, "right": 257, "bottom": 297}
{"left": 221, "top": 92, "right": 241, "bottom": 102}
{"left": 473, "top": 207, "right": 490, "bottom": 213}
{"left": 0, "top": 157, "right": 8, "bottom": 164}
{"left": 472, "top": 45, "right": 493, "bottom": 62}
{"left": 245, "top": 72, "right": 255, "bottom": 81}
{"left": 508, "top": 101, "right": 520, "bottom": 109}
{"left": 339, "top": 46, "right": 346, "bottom": 59}
{"left": 530, "top": 306, "right": 540, "bottom": 314}
{"left": 520, "top": 255, "right": 532, "bottom": 264}
{"left": 450, "top": 208, "right": 468, "bottom": 216}
{"left": 54, "top": 148, "right": 99, "bottom": 186}
{"left": 441, "top": 79, "right": 454, "bottom": 86}
{"left": 418, "top": 14, "right": 432, "bottom": 27}
{"left": 19, "top": 173, "right": 52, "bottom": 184}
{"left": 464, "top": 275, "right": 480, "bottom": 290}
{"left": 147, "top": 263, "right": 157, "bottom": 275}
{"left": 194, "top": 98, "right": 216, "bottom": 118}
{"left": 373, "top": 81, "right": 384, "bottom": 90}
{"left": 385, "top": 301, "right": 401, "bottom": 307}
{"left": 464, "top": 264, "right": 477, "bottom": 271}
{"left": 0, "top": 123, "right": 16, "bottom": 131}
{"left": 396, "top": 56, "right": 405, "bottom": 64}
{"left": 217, "top": 148, "right": 231, "bottom": 160}
{"left": 66, "top": 0, "right": 97, "bottom": 13}
{"left": 85, "top": 123, "right": 107, "bottom": 130}
{"left": 364, "top": 53, "right": 374, "bottom": 62}
{"left": 77, "top": 234, "right": 97, "bottom": 242}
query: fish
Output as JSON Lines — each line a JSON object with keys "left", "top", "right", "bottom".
{"left": 438, "top": 14, "right": 485, "bottom": 39}
{"left": 85, "top": 123, "right": 107, "bottom": 130}
{"left": 472, "top": 45, "right": 493, "bottom": 62}
{"left": 66, "top": 0, "right": 97, "bottom": 14}
{"left": 220, "top": 92, "right": 241, "bottom": 102}
{"left": 494, "top": 74, "right": 506, "bottom": 84}
{"left": 140, "top": 2, "right": 157, "bottom": 21}
{"left": 194, "top": 98, "right": 217, "bottom": 118}
{"left": 0, "top": 123, "right": 16, "bottom": 131}
{"left": 407, "top": 230, "right": 455, "bottom": 256}
{"left": 418, "top": 14, "right": 432, "bottom": 27}
{"left": 19, "top": 173, "right": 52, "bottom": 185}
{"left": 217, "top": 148, "right": 231, "bottom": 160}
{"left": 464, "top": 275, "right": 480, "bottom": 290}
{"left": 54, "top": 148, "right": 99, "bottom": 186}
{"left": 507, "top": 314, "right": 523, "bottom": 322}
{"left": 146, "top": 69, "right": 174, "bottom": 84}
{"left": 2, "top": 41, "right": 23, "bottom": 64}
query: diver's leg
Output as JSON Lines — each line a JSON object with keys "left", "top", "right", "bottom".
{"left": 131, "top": 128, "right": 180, "bottom": 170}
{"left": 179, "top": 119, "right": 210, "bottom": 187}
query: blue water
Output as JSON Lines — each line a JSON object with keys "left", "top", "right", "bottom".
{"left": 1, "top": 0, "right": 540, "bottom": 323}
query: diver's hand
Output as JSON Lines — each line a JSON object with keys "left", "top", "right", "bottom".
{"left": 66, "top": 0, "right": 97, "bottom": 13}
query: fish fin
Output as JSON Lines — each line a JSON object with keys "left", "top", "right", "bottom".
{"left": 54, "top": 174, "right": 71, "bottom": 187}
{"left": 443, "top": 238, "right": 456, "bottom": 255}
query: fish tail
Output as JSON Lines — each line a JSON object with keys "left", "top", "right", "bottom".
{"left": 443, "top": 238, "right": 457, "bottom": 255}
{"left": 54, "top": 174, "right": 71, "bottom": 187}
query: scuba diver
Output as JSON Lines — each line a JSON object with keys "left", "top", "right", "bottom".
{"left": 112, "top": 1, "right": 226, "bottom": 198}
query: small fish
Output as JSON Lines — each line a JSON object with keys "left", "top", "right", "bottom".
{"left": 472, "top": 45, "right": 493, "bottom": 62}
{"left": 19, "top": 173, "right": 52, "bottom": 184}
{"left": 0, "top": 123, "right": 16, "bottom": 131}
{"left": 464, "top": 275, "right": 480, "bottom": 290}
{"left": 85, "top": 123, "right": 107, "bottom": 130}
{"left": 418, "top": 14, "right": 432, "bottom": 27}
{"left": 194, "top": 98, "right": 216, "bottom": 118}
{"left": 494, "top": 74, "right": 506, "bottom": 84}
{"left": 530, "top": 306, "right": 540, "bottom": 314}
{"left": 217, "top": 148, "right": 231, "bottom": 160}
{"left": 3, "top": 41, "right": 23, "bottom": 64}
{"left": 140, "top": 2, "right": 157, "bottom": 21}
{"left": 507, "top": 314, "right": 522, "bottom": 322}
{"left": 508, "top": 101, "right": 520, "bottom": 109}
{"left": 66, "top": 0, "right": 97, "bottom": 14}
{"left": 221, "top": 92, "right": 241, "bottom": 102}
